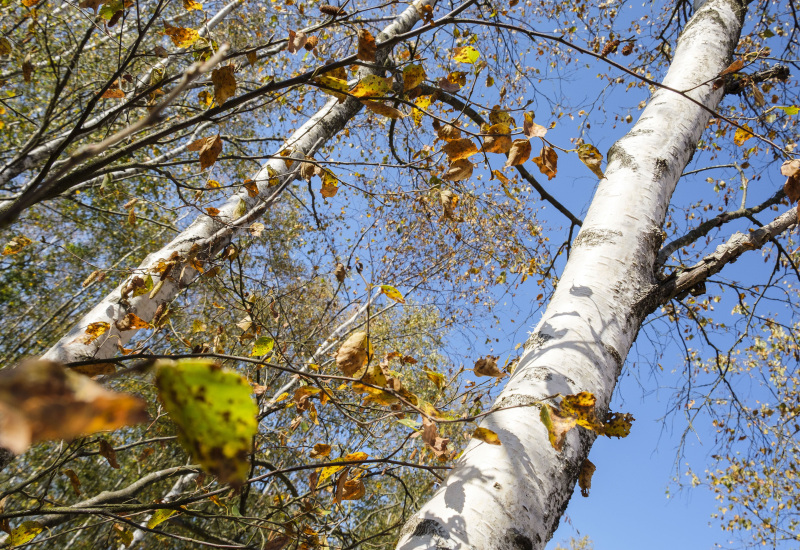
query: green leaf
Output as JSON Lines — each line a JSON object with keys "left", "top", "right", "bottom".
{"left": 380, "top": 284, "right": 405, "bottom": 304}
{"left": 155, "top": 359, "right": 258, "bottom": 485}
{"left": 251, "top": 336, "right": 274, "bottom": 356}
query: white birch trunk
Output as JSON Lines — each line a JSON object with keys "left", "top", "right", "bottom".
{"left": 396, "top": 1, "right": 746, "bottom": 548}
{"left": 41, "top": 0, "right": 433, "bottom": 364}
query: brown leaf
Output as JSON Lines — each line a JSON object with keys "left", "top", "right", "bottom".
{"left": 310, "top": 443, "right": 332, "bottom": 458}
{"left": 334, "top": 262, "right": 346, "bottom": 283}
{"left": 22, "top": 54, "right": 33, "bottom": 83}
{"left": 482, "top": 123, "right": 512, "bottom": 154}
{"left": 783, "top": 159, "right": 800, "bottom": 202}
{"left": 0, "top": 360, "right": 148, "bottom": 454}
{"left": 340, "top": 477, "right": 366, "bottom": 500}
{"left": 211, "top": 64, "right": 237, "bottom": 105}
{"left": 335, "top": 331, "right": 371, "bottom": 376}
{"left": 421, "top": 417, "right": 449, "bottom": 458}
{"left": 523, "top": 112, "right": 547, "bottom": 138}
{"left": 189, "top": 134, "right": 223, "bottom": 170}
{"left": 62, "top": 469, "right": 82, "bottom": 496}
{"left": 362, "top": 100, "right": 405, "bottom": 119}
{"left": 287, "top": 30, "right": 307, "bottom": 53}
{"left": 440, "top": 188, "right": 458, "bottom": 219}
{"left": 442, "top": 138, "right": 479, "bottom": 160}
{"left": 243, "top": 179, "right": 259, "bottom": 197}
{"left": 98, "top": 438, "right": 120, "bottom": 469}
{"left": 305, "top": 36, "right": 319, "bottom": 50}
{"left": 357, "top": 29, "right": 377, "bottom": 62}
{"left": 531, "top": 145, "right": 558, "bottom": 180}
{"left": 719, "top": 58, "right": 744, "bottom": 76}
{"left": 474, "top": 355, "right": 504, "bottom": 377}
{"left": 334, "top": 466, "right": 351, "bottom": 503}
{"left": 442, "top": 159, "right": 473, "bottom": 182}
{"left": 506, "top": 139, "right": 532, "bottom": 166}
{"left": 578, "top": 458, "right": 596, "bottom": 497}
{"left": 437, "top": 123, "right": 461, "bottom": 142}
{"left": 71, "top": 362, "right": 117, "bottom": 377}
{"left": 577, "top": 143, "right": 605, "bottom": 178}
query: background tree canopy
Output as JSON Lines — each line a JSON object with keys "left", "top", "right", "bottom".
{"left": 0, "top": 0, "right": 798, "bottom": 548}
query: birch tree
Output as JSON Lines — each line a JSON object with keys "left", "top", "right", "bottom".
{"left": 2, "top": 0, "right": 800, "bottom": 548}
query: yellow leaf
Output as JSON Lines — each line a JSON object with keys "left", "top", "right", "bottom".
{"left": 379, "top": 284, "right": 405, "bottom": 304}
{"left": 2, "top": 235, "right": 33, "bottom": 256}
{"left": 320, "top": 169, "right": 339, "bottom": 198}
{"left": 315, "top": 75, "right": 349, "bottom": 103}
{"left": 9, "top": 521, "right": 43, "bottom": 546}
{"left": 576, "top": 144, "right": 605, "bottom": 178}
{"left": 163, "top": 23, "right": 200, "bottom": 48}
{"left": 412, "top": 95, "right": 431, "bottom": 127}
{"left": 362, "top": 100, "right": 405, "bottom": 119}
{"left": 350, "top": 74, "right": 391, "bottom": 98}
{"left": 403, "top": 64, "right": 426, "bottom": 91}
{"left": 81, "top": 322, "right": 110, "bottom": 344}
{"left": 482, "top": 123, "right": 512, "bottom": 154}
{"left": 183, "top": 0, "right": 202, "bottom": 10}
{"left": 147, "top": 509, "right": 178, "bottom": 529}
{"left": 424, "top": 370, "right": 445, "bottom": 389}
{"left": 318, "top": 451, "right": 368, "bottom": 485}
{"left": 310, "top": 443, "right": 332, "bottom": 459}
{"left": 452, "top": 46, "right": 480, "bottom": 64}
{"left": 734, "top": 124, "right": 754, "bottom": 146}
{"left": 472, "top": 427, "right": 502, "bottom": 445}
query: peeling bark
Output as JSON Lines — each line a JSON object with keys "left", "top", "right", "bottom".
{"left": 396, "top": 1, "right": 748, "bottom": 548}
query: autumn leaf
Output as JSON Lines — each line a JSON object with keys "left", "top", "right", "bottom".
{"left": 287, "top": 30, "right": 307, "bottom": 53}
{"left": 437, "top": 123, "right": 461, "bottom": 142}
{"left": 115, "top": 313, "right": 150, "bottom": 331}
{"left": 183, "top": 0, "right": 202, "bottom": 10}
{"left": 541, "top": 392, "right": 634, "bottom": 452}
{"left": 442, "top": 138, "right": 479, "bottom": 160}
{"left": 472, "top": 427, "right": 502, "bottom": 445}
{"left": 318, "top": 451, "right": 368, "bottom": 484}
{"left": 440, "top": 188, "right": 459, "bottom": 219}
{"left": 357, "top": 29, "right": 377, "bottom": 62}
{"left": 315, "top": 75, "right": 349, "bottom": 102}
{"left": 734, "top": 124, "right": 754, "bottom": 146}
{"left": 155, "top": 359, "right": 258, "bottom": 485}
{"left": 482, "top": 123, "right": 512, "bottom": 154}
{"left": 421, "top": 417, "right": 450, "bottom": 458}
{"left": 350, "top": 74, "right": 391, "bottom": 98}
{"left": 425, "top": 370, "right": 445, "bottom": 389}
{"left": 62, "top": 469, "right": 82, "bottom": 495}
{"left": 0, "top": 360, "right": 148, "bottom": 454}
{"left": 211, "top": 65, "right": 237, "bottom": 105}
{"left": 438, "top": 71, "right": 466, "bottom": 92}
{"left": 380, "top": 284, "right": 405, "bottom": 303}
{"left": 9, "top": 521, "right": 43, "bottom": 546}
{"left": 251, "top": 336, "right": 274, "bottom": 356}
{"left": 403, "top": 64, "right": 426, "bottom": 91}
{"left": 532, "top": 145, "right": 558, "bottom": 180}
{"left": 719, "top": 58, "right": 744, "bottom": 76}
{"left": 578, "top": 459, "right": 596, "bottom": 497}
{"left": 147, "top": 509, "right": 178, "bottom": 529}
{"left": 453, "top": 46, "right": 480, "bottom": 64}
{"left": 335, "top": 331, "right": 372, "bottom": 377}
{"left": 320, "top": 169, "right": 339, "bottom": 198}
{"left": 523, "top": 112, "right": 547, "bottom": 138}
{"left": 188, "top": 134, "right": 223, "bottom": 170}
{"left": 243, "top": 179, "right": 259, "bottom": 197}
{"left": 781, "top": 159, "right": 800, "bottom": 202}
{"left": 98, "top": 438, "right": 120, "bottom": 468}
{"left": 577, "top": 143, "right": 605, "bottom": 178}
{"left": 412, "top": 95, "right": 431, "bottom": 126}
{"left": 2, "top": 235, "right": 33, "bottom": 256}
{"left": 310, "top": 443, "right": 332, "bottom": 459}
{"left": 442, "top": 159, "right": 473, "bottom": 182}
{"left": 473, "top": 355, "right": 503, "bottom": 377}
{"left": 489, "top": 105, "right": 515, "bottom": 127}
{"left": 81, "top": 322, "right": 110, "bottom": 344}
{"left": 362, "top": 100, "right": 405, "bottom": 119}
{"left": 539, "top": 403, "right": 574, "bottom": 451}
{"left": 506, "top": 139, "right": 532, "bottom": 166}
{"left": 164, "top": 23, "right": 200, "bottom": 48}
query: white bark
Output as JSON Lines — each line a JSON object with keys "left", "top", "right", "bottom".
{"left": 396, "top": 1, "right": 747, "bottom": 548}
{"left": 42, "top": 0, "right": 434, "bottom": 364}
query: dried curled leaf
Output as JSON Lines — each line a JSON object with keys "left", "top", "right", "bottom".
{"left": 188, "top": 134, "right": 223, "bottom": 170}
{"left": 287, "top": 30, "right": 307, "bottom": 53}
{"left": 440, "top": 188, "right": 458, "bottom": 219}
{"left": 310, "top": 443, "right": 332, "bottom": 459}
{"left": 421, "top": 417, "right": 450, "bottom": 458}
{"left": 578, "top": 458, "right": 596, "bottom": 497}
{"left": 532, "top": 145, "right": 558, "bottom": 180}
{"left": 482, "top": 123, "right": 512, "bottom": 154}
{"left": 782, "top": 159, "right": 800, "bottom": 203}
{"left": 0, "top": 360, "right": 148, "bottom": 454}
{"left": 2, "top": 235, "right": 33, "bottom": 256}
{"left": 523, "top": 112, "right": 547, "bottom": 138}
{"left": 473, "top": 355, "right": 503, "bottom": 377}
{"left": 335, "top": 331, "right": 372, "bottom": 377}
{"left": 442, "top": 159, "right": 473, "bottom": 182}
